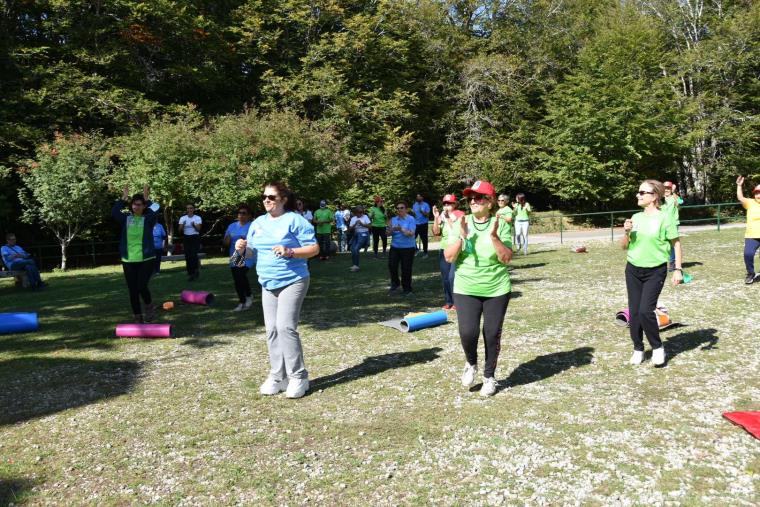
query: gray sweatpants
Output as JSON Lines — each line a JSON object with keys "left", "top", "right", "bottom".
{"left": 261, "top": 277, "right": 309, "bottom": 380}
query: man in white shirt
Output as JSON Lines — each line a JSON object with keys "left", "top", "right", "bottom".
{"left": 178, "top": 203, "right": 202, "bottom": 281}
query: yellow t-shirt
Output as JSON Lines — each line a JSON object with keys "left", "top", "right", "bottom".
{"left": 744, "top": 199, "right": 760, "bottom": 238}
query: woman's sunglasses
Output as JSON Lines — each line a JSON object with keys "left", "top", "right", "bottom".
{"left": 636, "top": 191, "right": 655, "bottom": 196}
{"left": 262, "top": 194, "right": 279, "bottom": 201}
{"left": 469, "top": 195, "right": 489, "bottom": 202}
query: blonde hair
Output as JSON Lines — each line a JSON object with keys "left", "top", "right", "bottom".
{"left": 641, "top": 179, "right": 665, "bottom": 207}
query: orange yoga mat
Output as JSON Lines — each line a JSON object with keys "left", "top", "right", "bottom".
{"left": 723, "top": 411, "right": 760, "bottom": 439}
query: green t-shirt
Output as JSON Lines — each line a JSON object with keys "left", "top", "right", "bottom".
{"left": 314, "top": 208, "right": 333, "bottom": 234}
{"left": 496, "top": 206, "right": 514, "bottom": 235}
{"left": 626, "top": 210, "right": 679, "bottom": 268}
{"left": 453, "top": 215, "right": 513, "bottom": 297}
{"left": 123, "top": 215, "right": 154, "bottom": 263}
{"left": 514, "top": 203, "right": 531, "bottom": 221}
{"left": 661, "top": 195, "right": 680, "bottom": 225}
{"left": 369, "top": 206, "right": 387, "bottom": 227}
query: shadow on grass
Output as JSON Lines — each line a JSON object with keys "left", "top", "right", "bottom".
{"left": 0, "top": 476, "right": 37, "bottom": 506}
{"left": 682, "top": 261, "right": 704, "bottom": 268}
{"left": 662, "top": 328, "right": 719, "bottom": 366}
{"left": 497, "top": 346, "right": 594, "bottom": 392}
{"left": 182, "top": 338, "right": 231, "bottom": 349}
{"left": 0, "top": 357, "right": 142, "bottom": 426}
{"left": 509, "top": 263, "right": 546, "bottom": 270}
{"left": 310, "top": 347, "right": 442, "bottom": 393}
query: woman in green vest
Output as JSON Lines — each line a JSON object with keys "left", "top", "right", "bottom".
{"left": 621, "top": 179, "right": 683, "bottom": 367}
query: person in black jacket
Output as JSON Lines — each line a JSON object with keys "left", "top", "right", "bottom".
{"left": 111, "top": 185, "right": 157, "bottom": 323}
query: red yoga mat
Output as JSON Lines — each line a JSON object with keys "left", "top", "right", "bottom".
{"left": 723, "top": 411, "right": 760, "bottom": 439}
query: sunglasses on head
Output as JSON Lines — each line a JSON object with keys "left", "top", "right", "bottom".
{"left": 262, "top": 194, "right": 279, "bottom": 201}
{"left": 636, "top": 191, "right": 655, "bottom": 196}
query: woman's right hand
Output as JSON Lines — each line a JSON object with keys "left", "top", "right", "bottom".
{"left": 736, "top": 175, "right": 745, "bottom": 186}
{"left": 459, "top": 215, "right": 468, "bottom": 239}
{"left": 235, "top": 239, "right": 247, "bottom": 252}
{"left": 432, "top": 205, "right": 440, "bottom": 219}
{"left": 623, "top": 219, "right": 633, "bottom": 233}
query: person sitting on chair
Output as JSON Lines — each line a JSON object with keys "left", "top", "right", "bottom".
{"left": 1, "top": 233, "right": 45, "bottom": 289}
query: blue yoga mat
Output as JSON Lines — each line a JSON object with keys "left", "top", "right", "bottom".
{"left": 400, "top": 311, "right": 448, "bottom": 332}
{"left": 0, "top": 312, "right": 39, "bottom": 335}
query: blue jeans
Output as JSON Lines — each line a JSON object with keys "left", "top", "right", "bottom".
{"left": 745, "top": 238, "right": 760, "bottom": 275}
{"left": 439, "top": 250, "right": 456, "bottom": 306}
{"left": 336, "top": 230, "right": 347, "bottom": 252}
{"left": 9, "top": 259, "right": 42, "bottom": 287}
{"left": 351, "top": 232, "right": 369, "bottom": 266}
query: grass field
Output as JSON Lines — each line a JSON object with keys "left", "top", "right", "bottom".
{"left": 1, "top": 228, "right": 758, "bottom": 506}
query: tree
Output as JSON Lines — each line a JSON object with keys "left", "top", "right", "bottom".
{"left": 18, "top": 133, "right": 112, "bottom": 270}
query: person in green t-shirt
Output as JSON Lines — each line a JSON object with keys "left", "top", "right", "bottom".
{"left": 512, "top": 193, "right": 531, "bottom": 255}
{"left": 621, "top": 179, "right": 683, "bottom": 367}
{"left": 662, "top": 181, "right": 683, "bottom": 271}
{"left": 369, "top": 196, "right": 388, "bottom": 258}
{"left": 432, "top": 194, "right": 465, "bottom": 310}
{"left": 444, "top": 180, "right": 513, "bottom": 397}
{"left": 313, "top": 200, "right": 334, "bottom": 260}
{"left": 111, "top": 185, "right": 158, "bottom": 323}
{"left": 496, "top": 194, "right": 514, "bottom": 238}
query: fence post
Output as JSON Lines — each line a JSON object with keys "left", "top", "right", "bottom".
{"left": 610, "top": 212, "right": 614, "bottom": 242}
{"left": 716, "top": 204, "right": 721, "bottom": 232}
{"left": 559, "top": 214, "right": 564, "bottom": 245}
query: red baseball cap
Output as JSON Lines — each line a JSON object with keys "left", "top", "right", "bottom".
{"left": 663, "top": 181, "right": 675, "bottom": 188}
{"left": 753, "top": 185, "right": 760, "bottom": 195}
{"left": 442, "top": 194, "right": 457, "bottom": 204}
{"left": 463, "top": 180, "right": 496, "bottom": 198}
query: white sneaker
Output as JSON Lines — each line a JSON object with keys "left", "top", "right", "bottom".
{"left": 232, "top": 303, "right": 245, "bottom": 312}
{"left": 480, "top": 377, "right": 497, "bottom": 397}
{"left": 259, "top": 376, "right": 288, "bottom": 395}
{"left": 349, "top": 265, "right": 360, "bottom": 272}
{"left": 629, "top": 350, "right": 644, "bottom": 365}
{"left": 461, "top": 363, "right": 477, "bottom": 386}
{"left": 285, "top": 377, "right": 309, "bottom": 399}
{"left": 652, "top": 347, "right": 666, "bottom": 366}
{"left": 243, "top": 296, "right": 253, "bottom": 309}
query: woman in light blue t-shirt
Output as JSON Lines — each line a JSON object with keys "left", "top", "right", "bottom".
{"left": 224, "top": 204, "right": 254, "bottom": 311}
{"left": 235, "top": 182, "right": 319, "bottom": 399}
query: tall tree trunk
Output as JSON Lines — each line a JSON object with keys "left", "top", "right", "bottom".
{"left": 60, "top": 239, "right": 68, "bottom": 271}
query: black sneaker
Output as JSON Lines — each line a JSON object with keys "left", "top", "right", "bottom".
{"left": 746, "top": 273, "right": 756, "bottom": 285}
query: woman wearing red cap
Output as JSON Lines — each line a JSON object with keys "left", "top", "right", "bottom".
{"left": 432, "top": 194, "right": 465, "bottom": 310}
{"left": 621, "top": 180, "right": 683, "bottom": 367}
{"left": 444, "top": 180, "right": 513, "bottom": 396}
{"left": 736, "top": 176, "right": 760, "bottom": 284}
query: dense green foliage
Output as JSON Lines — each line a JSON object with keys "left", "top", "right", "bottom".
{"left": 2, "top": 0, "right": 758, "bottom": 237}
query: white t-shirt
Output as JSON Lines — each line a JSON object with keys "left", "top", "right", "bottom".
{"left": 179, "top": 215, "right": 202, "bottom": 235}
{"left": 299, "top": 210, "right": 314, "bottom": 222}
{"left": 350, "top": 215, "right": 371, "bottom": 234}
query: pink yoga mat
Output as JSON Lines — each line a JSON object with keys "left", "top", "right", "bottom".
{"left": 180, "top": 290, "right": 215, "bottom": 305}
{"left": 115, "top": 323, "right": 173, "bottom": 338}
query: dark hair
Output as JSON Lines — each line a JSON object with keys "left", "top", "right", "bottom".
{"left": 395, "top": 201, "right": 407, "bottom": 208}
{"left": 131, "top": 193, "right": 146, "bottom": 206}
{"left": 263, "top": 181, "right": 296, "bottom": 212}
{"left": 5, "top": 232, "right": 15, "bottom": 240}
{"left": 237, "top": 203, "right": 253, "bottom": 215}
{"left": 515, "top": 193, "right": 526, "bottom": 205}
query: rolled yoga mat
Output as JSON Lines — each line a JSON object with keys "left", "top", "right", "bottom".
{"left": 615, "top": 308, "right": 672, "bottom": 329}
{"left": 115, "top": 323, "right": 173, "bottom": 338}
{"left": 180, "top": 290, "right": 215, "bottom": 305}
{"left": 0, "top": 312, "right": 39, "bottom": 335}
{"left": 400, "top": 310, "right": 448, "bottom": 333}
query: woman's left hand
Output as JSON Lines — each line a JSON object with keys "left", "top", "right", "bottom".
{"left": 672, "top": 270, "right": 683, "bottom": 285}
{"left": 490, "top": 215, "right": 501, "bottom": 240}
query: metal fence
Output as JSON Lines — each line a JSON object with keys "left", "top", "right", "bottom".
{"left": 528, "top": 202, "right": 745, "bottom": 244}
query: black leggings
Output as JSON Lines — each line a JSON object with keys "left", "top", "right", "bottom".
{"left": 453, "top": 292, "right": 510, "bottom": 378}
{"left": 372, "top": 226, "right": 387, "bottom": 254}
{"left": 122, "top": 261, "right": 154, "bottom": 315}
{"left": 388, "top": 247, "right": 415, "bottom": 292}
{"left": 230, "top": 266, "right": 252, "bottom": 303}
{"left": 184, "top": 235, "right": 201, "bottom": 275}
{"left": 415, "top": 224, "right": 429, "bottom": 254}
{"left": 625, "top": 262, "right": 667, "bottom": 351}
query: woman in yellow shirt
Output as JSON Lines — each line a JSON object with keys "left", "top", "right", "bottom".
{"left": 736, "top": 176, "right": 760, "bottom": 284}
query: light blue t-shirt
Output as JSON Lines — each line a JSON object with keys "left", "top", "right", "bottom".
{"left": 390, "top": 215, "right": 417, "bottom": 248}
{"left": 412, "top": 201, "right": 431, "bottom": 225}
{"left": 226, "top": 221, "right": 255, "bottom": 268}
{"left": 152, "top": 224, "right": 167, "bottom": 250}
{"left": 335, "top": 210, "right": 346, "bottom": 230}
{"left": 249, "top": 212, "right": 316, "bottom": 290}
{"left": 1, "top": 245, "right": 28, "bottom": 267}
